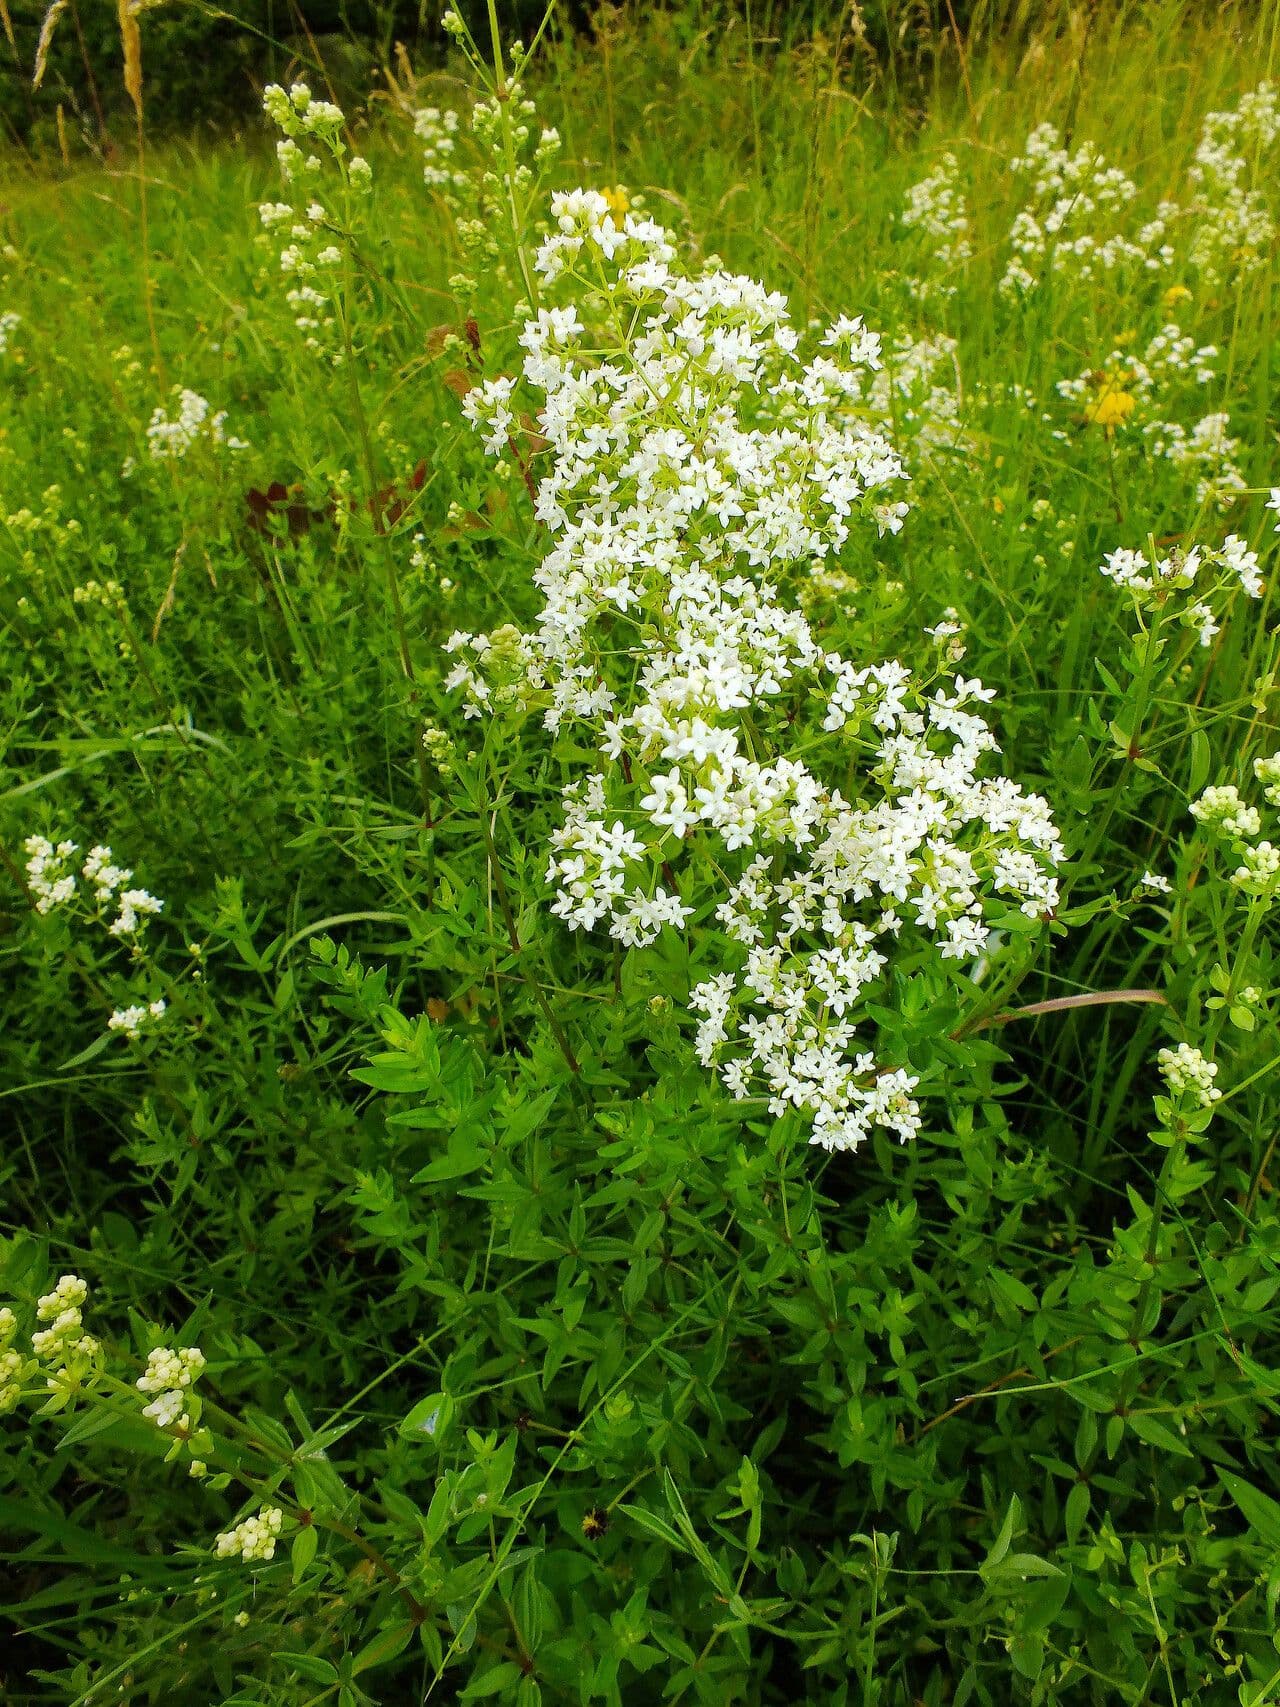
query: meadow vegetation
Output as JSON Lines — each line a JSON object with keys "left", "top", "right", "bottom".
{"left": 2, "top": 2, "right": 1280, "bottom": 1702}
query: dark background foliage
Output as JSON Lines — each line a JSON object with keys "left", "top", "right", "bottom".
{"left": 1, "top": 0, "right": 1055, "bottom": 148}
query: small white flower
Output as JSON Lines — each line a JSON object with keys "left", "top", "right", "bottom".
{"left": 214, "top": 1506, "right": 284, "bottom": 1563}
{"left": 1157, "top": 1041, "right": 1221, "bottom": 1108}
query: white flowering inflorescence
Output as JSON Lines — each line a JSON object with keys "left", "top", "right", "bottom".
{"left": 146, "top": 389, "right": 247, "bottom": 461}
{"left": 107, "top": 1000, "right": 167, "bottom": 1039}
{"left": 215, "top": 1505, "right": 284, "bottom": 1563}
{"left": 1000, "top": 122, "right": 1171, "bottom": 298}
{"left": 29, "top": 1274, "right": 100, "bottom": 1395}
{"left": 0, "top": 309, "right": 19, "bottom": 354}
{"left": 1190, "top": 773, "right": 1280, "bottom": 905}
{"left": 19, "top": 834, "right": 169, "bottom": 1044}
{"left": 23, "top": 836, "right": 165, "bottom": 937}
{"left": 412, "top": 65, "right": 561, "bottom": 302}
{"left": 900, "top": 154, "right": 971, "bottom": 296}
{"left": 1157, "top": 1041, "right": 1221, "bottom": 1108}
{"left": 415, "top": 104, "right": 467, "bottom": 191}
{"left": 136, "top": 1344, "right": 207, "bottom": 1431}
{"left": 260, "top": 83, "right": 372, "bottom": 362}
{"left": 452, "top": 192, "right": 1063, "bottom": 1153}
{"left": 0, "top": 1305, "right": 24, "bottom": 1414}
{"left": 1187, "top": 82, "right": 1280, "bottom": 283}
{"left": 1099, "top": 533, "right": 1263, "bottom": 647}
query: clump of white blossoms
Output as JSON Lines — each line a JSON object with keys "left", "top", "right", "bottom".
{"left": 900, "top": 154, "right": 971, "bottom": 297}
{"left": 0, "top": 1306, "right": 25, "bottom": 1414}
{"left": 3, "top": 1282, "right": 98, "bottom": 1415}
{"left": 1191, "top": 775, "right": 1280, "bottom": 903}
{"left": 452, "top": 191, "right": 1063, "bottom": 1154}
{"left": 1143, "top": 412, "right": 1246, "bottom": 511}
{"left": 146, "top": 389, "right": 247, "bottom": 461}
{"left": 1191, "top": 784, "right": 1261, "bottom": 841}
{"left": 410, "top": 31, "right": 561, "bottom": 304}
{"left": 30, "top": 1274, "right": 101, "bottom": 1399}
{"left": 1000, "top": 122, "right": 1172, "bottom": 299}
{"left": 260, "top": 82, "right": 372, "bottom": 362}
{"left": 1254, "top": 753, "right": 1280, "bottom": 806}
{"left": 108, "top": 999, "right": 167, "bottom": 1039}
{"left": 1186, "top": 82, "right": 1279, "bottom": 283}
{"left": 0, "top": 309, "right": 19, "bottom": 354}
{"left": 215, "top": 1505, "right": 284, "bottom": 1563}
{"left": 136, "top": 1345, "right": 206, "bottom": 1431}
{"left": 17, "top": 834, "right": 169, "bottom": 1044}
{"left": 1099, "top": 533, "right": 1263, "bottom": 647}
{"left": 23, "top": 836, "right": 165, "bottom": 937}
{"left": 415, "top": 104, "right": 468, "bottom": 191}
{"left": 1157, "top": 1041, "right": 1221, "bottom": 1109}
{"left": 23, "top": 836, "right": 80, "bottom": 914}
{"left": 864, "top": 331, "right": 972, "bottom": 469}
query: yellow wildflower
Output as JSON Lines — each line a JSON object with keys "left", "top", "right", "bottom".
{"left": 601, "top": 185, "right": 630, "bottom": 217}
{"left": 1085, "top": 389, "right": 1137, "bottom": 433}
{"left": 1162, "top": 283, "right": 1193, "bottom": 311}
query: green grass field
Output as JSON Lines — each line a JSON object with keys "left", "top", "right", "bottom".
{"left": 3, "top": 3, "right": 1280, "bottom": 1702}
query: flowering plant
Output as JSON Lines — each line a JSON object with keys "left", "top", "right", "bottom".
{"left": 453, "top": 191, "right": 1062, "bottom": 1151}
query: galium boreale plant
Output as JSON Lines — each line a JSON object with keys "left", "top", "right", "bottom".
{"left": 451, "top": 187, "right": 1064, "bottom": 1152}
{"left": 414, "top": 5, "right": 564, "bottom": 309}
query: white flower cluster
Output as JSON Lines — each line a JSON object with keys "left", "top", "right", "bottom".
{"left": 72, "top": 577, "right": 124, "bottom": 608}
{"left": 23, "top": 836, "right": 165, "bottom": 935}
{"left": 20, "top": 835, "right": 169, "bottom": 1041}
{"left": 900, "top": 154, "right": 971, "bottom": 293}
{"left": 260, "top": 83, "right": 371, "bottom": 360}
{"left": 1142, "top": 324, "right": 1219, "bottom": 389}
{"left": 1099, "top": 533, "right": 1263, "bottom": 646}
{"left": 1191, "top": 784, "right": 1261, "bottom": 840}
{"left": 1056, "top": 326, "right": 1219, "bottom": 423}
{"left": 1187, "top": 82, "right": 1279, "bottom": 282}
{"left": 0, "top": 309, "right": 18, "bottom": 354}
{"left": 414, "top": 77, "right": 561, "bottom": 298}
{"left": 1157, "top": 1041, "right": 1221, "bottom": 1108}
{"left": 1142, "top": 411, "right": 1245, "bottom": 510}
{"left": 1254, "top": 753, "right": 1280, "bottom": 806}
{"left": 108, "top": 999, "right": 167, "bottom": 1039}
{"left": 1001, "top": 123, "right": 1170, "bottom": 297}
{"left": 864, "top": 332, "right": 971, "bottom": 468}
{"left": 215, "top": 1505, "right": 284, "bottom": 1563}
{"left": 0, "top": 1306, "right": 24, "bottom": 1414}
{"left": 1191, "top": 778, "right": 1280, "bottom": 903}
{"left": 24, "top": 835, "right": 79, "bottom": 913}
{"left": 146, "top": 389, "right": 247, "bottom": 461}
{"left": 263, "top": 78, "right": 345, "bottom": 148}
{"left": 415, "top": 104, "right": 467, "bottom": 191}
{"left": 31, "top": 1275, "right": 99, "bottom": 1378}
{"left": 136, "top": 1345, "right": 206, "bottom": 1431}
{"left": 452, "top": 193, "right": 1063, "bottom": 1153}
{"left": 83, "top": 843, "right": 165, "bottom": 935}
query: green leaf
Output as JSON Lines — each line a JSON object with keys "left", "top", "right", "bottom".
{"left": 277, "top": 1653, "right": 339, "bottom": 1683}
{"left": 1010, "top": 1632, "right": 1044, "bottom": 1680}
{"left": 1129, "top": 1413, "right": 1192, "bottom": 1458}
{"left": 460, "top": 1661, "right": 522, "bottom": 1697}
{"left": 291, "top": 1524, "right": 318, "bottom": 1584}
{"left": 1218, "top": 1469, "right": 1280, "bottom": 1547}
{"left": 352, "top": 1622, "right": 415, "bottom": 1675}
{"left": 618, "top": 1503, "right": 685, "bottom": 1552}
{"left": 399, "top": 1392, "right": 452, "bottom": 1441}
{"left": 982, "top": 1496, "right": 1020, "bottom": 1573}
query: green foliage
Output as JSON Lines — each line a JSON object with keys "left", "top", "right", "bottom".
{"left": 2, "top": 4, "right": 1280, "bottom": 1704}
